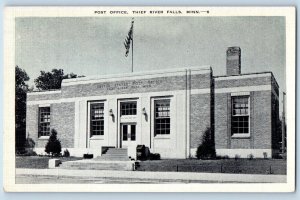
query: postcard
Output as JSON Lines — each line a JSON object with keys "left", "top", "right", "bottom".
{"left": 3, "top": 6, "right": 295, "bottom": 192}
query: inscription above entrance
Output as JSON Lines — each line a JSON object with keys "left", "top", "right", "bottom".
{"left": 97, "top": 79, "right": 163, "bottom": 91}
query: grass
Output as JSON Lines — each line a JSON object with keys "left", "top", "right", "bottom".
{"left": 16, "top": 156, "right": 287, "bottom": 175}
{"left": 136, "top": 159, "right": 287, "bottom": 175}
{"left": 16, "top": 156, "right": 82, "bottom": 169}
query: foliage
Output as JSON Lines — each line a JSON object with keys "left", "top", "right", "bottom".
{"left": 34, "top": 68, "right": 79, "bottom": 90}
{"left": 24, "top": 137, "right": 35, "bottom": 148}
{"left": 247, "top": 154, "right": 254, "bottom": 160}
{"left": 216, "top": 155, "right": 229, "bottom": 159}
{"left": 19, "top": 149, "right": 37, "bottom": 156}
{"left": 63, "top": 149, "right": 70, "bottom": 157}
{"left": 15, "top": 66, "right": 30, "bottom": 150}
{"left": 196, "top": 127, "right": 216, "bottom": 159}
{"left": 45, "top": 129, "right": 62, "bottom": 157}
{"left": 149, "top": 153, "right": 160, "bottom": 160}
{"left": 234, "top": 154, "right": 241, "bottom": 160}
{"left": 83, "top": 154, "right": 93, "bottom": 159}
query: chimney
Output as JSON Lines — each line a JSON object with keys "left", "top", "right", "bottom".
{"left": 226, "top": 47, "right": 241, "bottom": 75}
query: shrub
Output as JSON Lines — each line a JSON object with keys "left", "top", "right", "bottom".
{"left": 63, "top": 149, "right": 70, "bottom": 157}
{"left": 216, "top": 155, "right": 229, "bottom": 159}
{"left": 24, "top": 137, "right": 35, "bottom": 149}
{"left": 149, "top": 153, "right": 160, "bottom": 160}
{"left": 247, "top": 154, "right": 254, "bottom": 160}
{"left": 16, "top": 137, "right": 37, "bottom": 156}
{"left": 45, "top": 129, "right": 62, "bottom": 157}
{"left": 83, "top": 154, "right": 93, "bottom": 159}
{"left": 196, "top": 127, "right": 216, "bottom": 159}
{"left": 22, "top": 149, "right": 37, "bottom": 156}
{"left": 234, "top": 154, "right": 241, "bottom": 160}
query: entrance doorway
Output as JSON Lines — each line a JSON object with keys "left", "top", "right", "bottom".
{"left": 120, "top": 123, "right": 136, "bottom": 148}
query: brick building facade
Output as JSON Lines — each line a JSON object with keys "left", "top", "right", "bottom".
{"left": 26, "top": 47, "right": 281, "bottom": 159}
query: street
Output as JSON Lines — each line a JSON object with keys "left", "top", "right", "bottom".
{"left": 16, "top": 174, "right": 216, "bottom": 184}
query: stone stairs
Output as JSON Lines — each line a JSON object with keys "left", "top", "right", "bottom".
{"left": 95, "top": 148, "right": 131, "bottom": 161}
{"left": 59, "top": 160, "right": 135, "bottom": 171}
{"left": 59, "top": 148, "right": 135, "bottom": 171}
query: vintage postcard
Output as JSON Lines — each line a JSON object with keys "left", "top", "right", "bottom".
{"left": 3, "top": 7, "right": 295, "bottom": 192}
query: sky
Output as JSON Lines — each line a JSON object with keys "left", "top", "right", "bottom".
{"left": 15, "top": 16, "right": 286, "bottom": 94}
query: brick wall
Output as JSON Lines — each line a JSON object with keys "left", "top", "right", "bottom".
{"left": 26, "top": 105, "right": 39, "bottom": 146}
{"left": 214, "top": 90, "right": 273, "bottom": 151}
{"left": 214, "top": 93, "right": 229, "bottom": 149}
{"left": 215, "top": 76, "right": 271, "bottom": 89}
{"left": 51, "top": 102, "right": 75, "bottom": 148}
{"left": 190, "top": 73, "right": 211, "bottom": 89}
{"left": 26, "top": 102, "right": 75, "bottom": 149}
{"left": 61, "top": 76, "right": 185, "bottom": 98}
{"left": 252, "top": 91, "right": 272, "bottom": 149}
{"left": 27, "top": 92, "right": 61, "bottom": 101}
{"left": 190, "top": 93, "right": 211, "bottom": 148}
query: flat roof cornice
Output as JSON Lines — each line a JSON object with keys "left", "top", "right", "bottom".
{"left": 62, "top": 66, "right": 211, "bottom": 87}
{"left": 214, "top": 71, "right": 279, "bottom": 89}
{"left": 27, "top": 90, "right": 61, "bottom": 96}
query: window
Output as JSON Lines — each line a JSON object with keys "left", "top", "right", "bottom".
{"left": 131, "top": 124, "right": 136, "bottom": 141}
{"left": 231, "top": 96, "right": 249, "bottom": 136}
{"left": 121, "top": 101, "right": 137, "bottom": 116}
{"left": 90, "top": 103, "right": 104, "bottom": 136}
{"left": 122, "top": 124, "right": 136, "bottom": 141}
{"left": 155, "top": 99, "right": 170, "bottom": 135}
{"left": 122, "top": 124, "right": 128, "bottom": 141}
{"left": 39, "top": 107, "right": 50, "bottom": 137}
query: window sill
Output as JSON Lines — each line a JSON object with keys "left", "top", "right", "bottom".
{"left": 38, "top": 136, "right": 50, "bottom": 140}
{"left": 154, "top": 135, "right": 171, "bottom": 139}
{"left": 90, "top": 136, "right": 105, "bottom": 140}
{"left": 231, "top": 134, "right": 250, "bottom": 139}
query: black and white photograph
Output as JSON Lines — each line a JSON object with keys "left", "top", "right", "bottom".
{"left": 3, "top": 7, "right": 295, "bottom": 192}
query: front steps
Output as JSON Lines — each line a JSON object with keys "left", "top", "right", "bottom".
{"left": 59, "top": 148, "right": 135, "bottom": 171}
{"left": 59, "top": 160, "right": 135, "bottom": 171}
{"left": 95, "top": 148, "right": 131, "bottom": 161}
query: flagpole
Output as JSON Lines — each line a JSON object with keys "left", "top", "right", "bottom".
{"left": 131, "top": 30, "right": 133, "bottom": 73}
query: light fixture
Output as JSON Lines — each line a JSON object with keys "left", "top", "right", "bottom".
{"left": 142, "top": 107, "right": 147, "bottom": 115}
{"left": 109, "top": 109, "right": 113, "bottom": 116}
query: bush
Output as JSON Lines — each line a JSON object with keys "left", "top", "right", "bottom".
{"left": 247, "top": 154, "right": 254, "bottom": 160}
{"left": 149, "top": 153, "right": 160, "bottom": 160}
{"left": 22, "top": 149, "right": 37, "bottom": 156}
{"left": 63, "top": 149, "right": 70, "bottom": 157}
{"left": 45, "top": 129, "right": 62, "bottom": 157}
{"left": 216, "top": 155, "right": 229, "bottom": 159}
{"left": 16, "top": 137, "right": 37, "bottom": 156}
{"left": 25, "top": 137, "right": 35, "bottom": 149}
{"left": 234, "top": 154, "right": 241, "bottom": 160}
{"left": 196, "top": 127, "right": 216, "bottom": 159}
{"left": 83, "top": 154, "right": 93, "bottom": 159}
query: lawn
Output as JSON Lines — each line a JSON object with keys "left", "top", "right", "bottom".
{"left": 136, "top": 159, "right": 287, "bottom": 175}
{"left": 16, "top": 156, "right": 82, "bottom": 169}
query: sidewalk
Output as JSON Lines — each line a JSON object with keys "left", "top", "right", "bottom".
{"left": 16, "top": 168, "right": 287, "bottom": 183}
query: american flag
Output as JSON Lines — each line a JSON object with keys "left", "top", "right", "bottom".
{"left": 124, "top": 19, "right": 134, "bottom": 57}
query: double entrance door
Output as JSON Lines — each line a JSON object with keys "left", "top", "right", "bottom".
{"left": 120, "top": 123, "right": 136, "bottom": 148}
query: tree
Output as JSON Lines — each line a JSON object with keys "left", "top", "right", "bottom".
{"left": 15, "top": 66, "right": 30, "bottom": 151}
{"left": 196, "top": 127, "right": 216, "bottom": 159}
{"left": 34, "top": 69, "right": 78, "bottom": 91}
{"left": 45, "top": 129, "right": 62, "bottom": 157}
